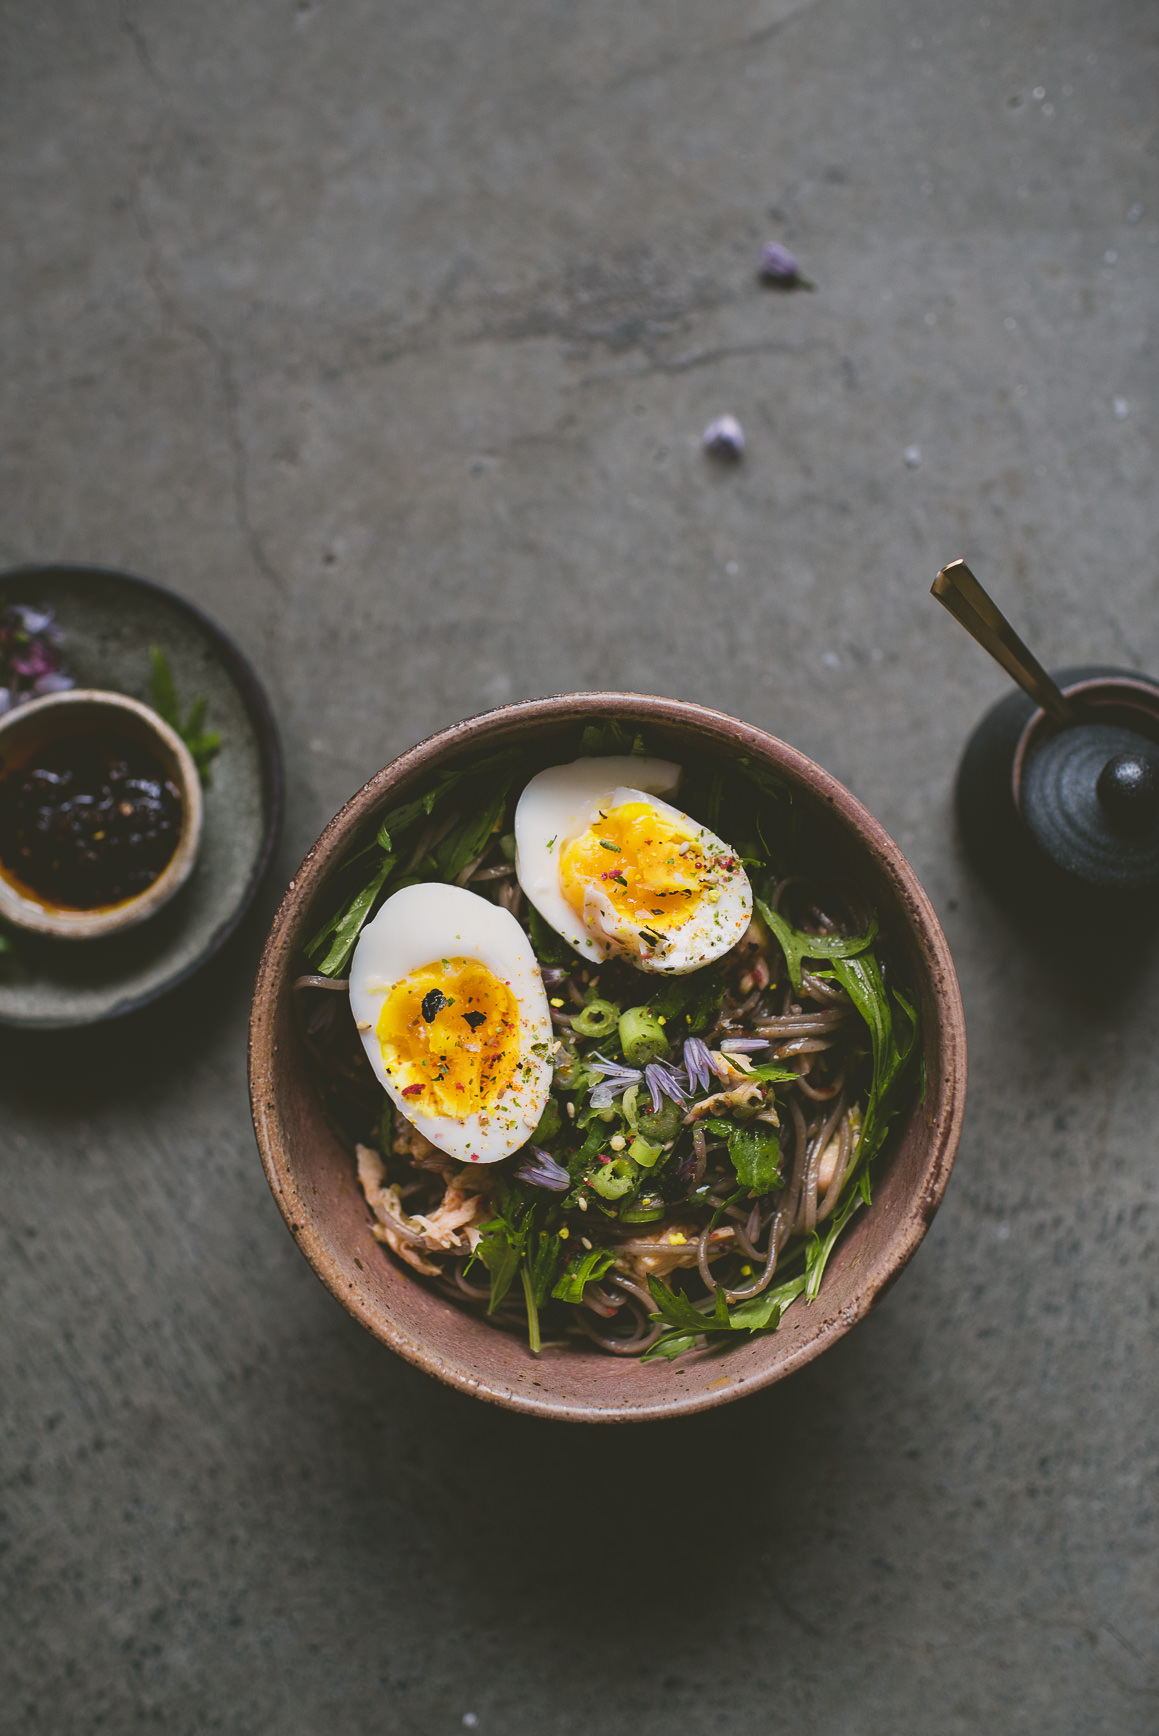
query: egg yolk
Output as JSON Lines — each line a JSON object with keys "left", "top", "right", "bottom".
{"left": 376, "top": 957, "right": 520, "bottom": 1118}
{"left": 559, "top": 801, "right": 715, "bottom": 935}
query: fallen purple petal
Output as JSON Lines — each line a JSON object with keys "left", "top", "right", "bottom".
{"left": 32, "top": 672, "right": 74, "bottom": 696}
{"left": 719, "top": 1036, "right": 771, "bottom": 1053}
{"left": 758, "top": 240, "right": 801, "bottom": 280}
{"left": 702, "top": 414, "right": 745, "bottom": 461}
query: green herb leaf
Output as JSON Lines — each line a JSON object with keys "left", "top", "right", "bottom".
{"left": 305, "top": 754, "right": 531, "bottom": 974}
{"left": 801, "top": 1191, "right": 861, "bottom": 1301}
{"left": 528, "top": 904, "right": 580, "bottom": 966}
{"left": 640, "top": 1265, "right": 805, "bottom": 1359}
{"left": 184, "top": 694, "right": 207, "bottom": 737}
{"left": 728, "top": 1271, "right": 805, "bottom": 1331}
{"left": 646, "top": 1275, "right": 731, "bottom": 1335}
{"left": 149, "top": 646, "right": 222, "bottom": 780}
{"left": 309, "top": 852, "right": 396, "bottom": 976}
{"left": 707, "top": 1184, "right": 747, "bottom": 1232}
{"left": 831, "top": 956, "right": 919, "bottom": 1167}
{"left": 476, "top": 1185, "right": 534, "bottom": 1312}
{"left": 184, "top": 731, "right": 222, "bottom": 776}
{"left": 702, "top": 1116, "right": 736, "bottom": 1139}
{"left": 646, "top": 976, "right": 698, "bottom": 1020}
{"left": 527, "top": 1226, "right": 563, "bottom": 1307}
{"left": 374, "top": 799, "right": 427, "bottom": 852}
{"left": 477, "top": 1226, "right": 522, "bottom": 1312}
{"left": 530, "top": 1096, "right": 562, "bottom": 1145}
{"left": 430, "top": 779, "right": 511, "bottom": 882}
{"left": 578, "top": 720, "right": 634, "bottom": 756}
{"left": 647, "top": 964, "right": 726, "bottom": 1035}
{"left": 727, "top": 1123, "right": 781, "bottom": 1194}
{"left": 148, "top": 646, "right": 181, "bottom": 730}
{"left": 756, "top": 899, "right": 879, "bottom": 993}
{"left": 640, "top": 1331, "right": 705, "bottom": 1363}
{"left": 797, "top": 952, "right": 920, "bottom": 1300}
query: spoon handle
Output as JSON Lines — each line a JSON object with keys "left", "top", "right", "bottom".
{"left": 931, "top": 559, "right": 1074, "bottom": 728}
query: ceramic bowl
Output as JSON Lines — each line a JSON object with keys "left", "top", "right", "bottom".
{"left": 249, "top": 694, "right": 966, "bottom": 1422}
{"left": 0, "top": 688, "right": 203, "bottom": 939}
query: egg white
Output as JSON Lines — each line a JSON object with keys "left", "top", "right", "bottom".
{"left": 514, "top": 756, "right": 753, "bottom": 973}
{"left": 348, "top": 882, "right": 552, "bottom": 1164}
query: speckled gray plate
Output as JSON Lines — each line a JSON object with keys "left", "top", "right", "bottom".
{"left": 0, "top": 565, "right": 282, "bottom": 1029}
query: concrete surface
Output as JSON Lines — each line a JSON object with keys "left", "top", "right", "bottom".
{"left": 2, "top": 1, "right": 1157, "bottom": 1731}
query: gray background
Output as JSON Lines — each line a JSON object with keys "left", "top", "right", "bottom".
{"left": 2, "top": 1, "right": 1156, "bottom": 1731}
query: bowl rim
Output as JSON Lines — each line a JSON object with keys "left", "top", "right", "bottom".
{"left": 0, "top": 686, "right": 203, "bottom": 938}
{"left": 250, "top": 692, "right": 967, "bottom": 1421}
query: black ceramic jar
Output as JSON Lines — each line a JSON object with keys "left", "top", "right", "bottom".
{"left": 956, "top": 666, "right": 1159, "bottom": 914}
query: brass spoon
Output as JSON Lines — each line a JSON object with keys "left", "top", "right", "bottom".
{"left": 931, "top": 558, "right": 1075, "bottom": 729}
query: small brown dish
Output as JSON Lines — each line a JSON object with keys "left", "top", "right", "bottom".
{"left": 0, "top": 688, "right": 203, "bottom": 940}
{"left": 249, "top": 694, "right": 967, "bottom": 1423}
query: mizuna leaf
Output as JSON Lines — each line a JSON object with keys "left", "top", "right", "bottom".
{"left": 756, "top": 900, "right": 878, "bottom": 993}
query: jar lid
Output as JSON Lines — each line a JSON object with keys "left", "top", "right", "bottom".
{"left": 1021, "top": 722, "right": 1159, "bottom": 890}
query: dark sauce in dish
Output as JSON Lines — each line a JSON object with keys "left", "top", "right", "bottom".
{"left": 0, "top": 731, "right": 184, "bottom": 909}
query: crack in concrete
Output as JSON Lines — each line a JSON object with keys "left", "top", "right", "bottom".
{"left": 568, "top": 337, "right": 796, "bottom": 388}
{"left": 129, "top": 174, "right": 285, "bottom": 598}
{"left": 301, "top": 260, "right": 739, "bottom": 384}
{"left": 119, "top": 3, "right": 161, "bottom": 84}
{"left": 603, "top": 0, "right": 826, "bottom": 95}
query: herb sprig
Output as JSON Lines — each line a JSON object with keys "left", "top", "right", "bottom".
{"left": 149, "top": 647, "right": 221, "bottom": 782}
{"left": 305, "top": 749, "right": 525, "bottom": 977}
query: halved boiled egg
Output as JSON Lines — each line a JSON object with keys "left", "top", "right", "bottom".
{"left": 348, "top": 882, "right": 552, "bottom": 1163}
{"left": 514, "top": 756, "right": 753, "bottom": 973}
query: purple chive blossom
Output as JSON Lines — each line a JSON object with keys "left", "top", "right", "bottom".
{"left": 586, "top": 1053, "right": 643, "bottom": 1109}
{"left": 720, "top": 1036, "right": 771, "bottom": 1053}
{"left": 643, "top": 1059, "right": 688, "bottom": 1113}
{"left": 683, "top": 1034, "right": 728, "bottom": 1090}
{"left": 702, "top": 414, "right": 745, "bottom": 461}
{"left": 682, "top": 1036, "right": 716, "bottom": 1095}
{"left": 515, "top": 1146, "right": 571, "bottom": 1192}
